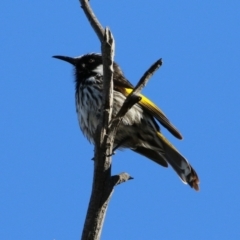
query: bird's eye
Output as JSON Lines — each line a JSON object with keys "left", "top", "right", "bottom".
{"left": 89, "top": 58, "right": 94, "bottom": 63}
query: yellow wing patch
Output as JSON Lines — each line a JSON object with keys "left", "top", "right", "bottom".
{"left": 123, "top": 88, "right": 183, "bottom": 139}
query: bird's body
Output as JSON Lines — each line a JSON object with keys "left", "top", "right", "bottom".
{"left": 53, "top": 53, "right": 199, "bottom": 191}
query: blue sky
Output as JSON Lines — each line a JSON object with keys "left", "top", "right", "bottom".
{"left": 1, "top": 1, "right": 240, "bottom": 239}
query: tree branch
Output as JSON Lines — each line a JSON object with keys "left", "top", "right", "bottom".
{"left": 133, "top": 58, "right": 163, "bottom": 94}
{"left": 109, "top": 59, "right": 163, "bottom": 144}
{"left": 81, "top": 28, "right": 115, "bottom": 240}
{"left": 111, "top": 172, "right": 134, "bottom": 187}
{"left": 79, "top": 1, "right": 163, "bottom": 240}
{"left": 80, "top": 1, "right": 132, "bottom": 240}
{"left": 79, "top": 0, "right": 104, "bottom": 42}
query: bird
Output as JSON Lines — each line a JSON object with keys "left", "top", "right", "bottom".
{"left": 53, "top": 53, "right": 199, "bottom": 191}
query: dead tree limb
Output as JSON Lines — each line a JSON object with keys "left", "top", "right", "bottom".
{"left": 79, "top": 1, "right": 162, "bottom": 239}
{"left": 110, "top": 59, "right": 163, "bottom": 140}
{"left": 80, "top": 0, "right": 104, "bottom": 42}
{"left": 79, "top": 1, "right": 132, "bottom": 240}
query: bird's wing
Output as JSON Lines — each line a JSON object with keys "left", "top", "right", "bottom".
{"left": 117, "top": 87, "right": 183, "bottom": 139}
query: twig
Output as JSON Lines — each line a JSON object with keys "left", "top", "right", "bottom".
{"left": 133, "top": 58, "right": 163, "bottom": 94}
{"left": 109, "top": 59, "right": 163, "bottom": 142}
{"left": 79, "top": 0, "right": 104, "bottom": 42}
{"left": 111, "top": 172, "right": 134, "bottom": 187}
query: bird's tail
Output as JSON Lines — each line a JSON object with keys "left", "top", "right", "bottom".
{"left": 157, "top": 132, "right": 200, "bottom": 191}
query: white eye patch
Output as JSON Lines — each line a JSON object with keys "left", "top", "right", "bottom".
{"left": 92, "top": 64, "right": 103, "bottom": 75}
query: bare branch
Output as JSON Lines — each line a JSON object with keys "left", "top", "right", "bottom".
{"left": 111, "top": 172, "right": 134, "bottom": 187}
{"left": 109, "top": 58, "right": 163, "bottom": 145}
{"left": 100, "top": 28, "right": 115, "bottom": 140}
{"left": 79, "top": 2, "right": 162, "bottom": 240}
{"left": 134, "top": 58, "right": 163, "bottom": 94}
{"left": 79, "top": 0, "right": 104, "bottom": 41}
{"left": 81, "top": 28, "right": 115, "bottom": 240}
{"left": 80, "top": 3, "right": 132, "bottom": 239}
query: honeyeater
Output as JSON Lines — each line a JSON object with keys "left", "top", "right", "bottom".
{"left": 53, "top": 53, "right": 199, "bottom": 191}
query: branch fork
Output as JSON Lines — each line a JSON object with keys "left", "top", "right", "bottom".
{"left": 79, "top": 1, "right": 162, "bottom": 239}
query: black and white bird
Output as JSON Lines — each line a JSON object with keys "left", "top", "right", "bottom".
{"left": 53, "top": 53, "right": 199, "bottom": 191}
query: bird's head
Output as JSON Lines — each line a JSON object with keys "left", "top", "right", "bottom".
{"left": 53, "top": 53, "right": 104, "bottom": 79}
{"left": 53, "top": 53, "right": 129, "bottom": 90}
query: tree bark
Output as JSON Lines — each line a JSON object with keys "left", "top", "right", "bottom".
{"left": 79, "top": 1, "right": 162, "bottom": 239}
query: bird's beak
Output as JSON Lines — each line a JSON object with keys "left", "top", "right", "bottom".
{"left": 52, "top": 55, "right": 76, "bottom": 65}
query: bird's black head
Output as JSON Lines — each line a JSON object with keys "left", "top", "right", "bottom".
{"left": 53, "top": 53, "right": 131, "bottom": 90}
{"left": 53, "top": 53, "right": 103, "bottom": 79}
